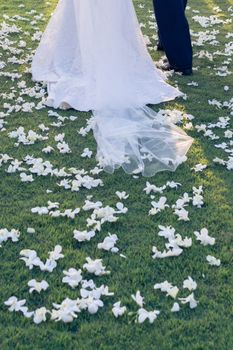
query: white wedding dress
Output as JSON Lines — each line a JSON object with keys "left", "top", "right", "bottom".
{"left": 32, "top": 0, "right": 193, "bottom": 176}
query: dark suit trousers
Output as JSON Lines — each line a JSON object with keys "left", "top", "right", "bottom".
{"left": 153, "top": 0, "right": 192, "bottom": 70}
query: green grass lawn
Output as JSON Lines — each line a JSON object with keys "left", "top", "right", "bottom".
{"left": 0, "top": 0, "right": 233, "bottom": 349}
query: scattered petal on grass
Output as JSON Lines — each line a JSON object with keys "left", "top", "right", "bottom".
{"left": 206, "top": 255, "right": 221, "bottom": 266}
{"left": 112, "top": 301, "right": 127, "bottom": 318}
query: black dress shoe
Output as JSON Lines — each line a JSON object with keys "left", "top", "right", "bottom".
{"left": 160, "top": 62, "right": 193, "bottom": 76}
{"left": 175, "top": 67, "right": 193, "bottom": 76}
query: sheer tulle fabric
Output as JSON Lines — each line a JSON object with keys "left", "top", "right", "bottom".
{"left": 32, "top": 0, "right": 193, "bottom": 176}
{"left": 93, "top": 107, "right": 193, "bottom": 176}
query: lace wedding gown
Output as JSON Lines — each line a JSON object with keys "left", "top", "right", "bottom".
{"left": 32, "top": 0, "right": 193, "bottom": 176}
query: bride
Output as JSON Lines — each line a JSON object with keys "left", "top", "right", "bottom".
{"left": 32, "top": 0, "right": 193, "bottom": 176}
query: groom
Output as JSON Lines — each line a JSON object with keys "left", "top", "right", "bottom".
{"left": 153, "top": 0, "right": 193, "bottom": 75}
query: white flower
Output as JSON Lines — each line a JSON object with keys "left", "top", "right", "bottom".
{"left": 143, "top": 182, "right": 166, "bottom": 194}
{"left": 84, "top": 297, "right": 104, "bottom": 314}
{"left": 171, "top": 302, "right": 180, "bottom": 312}
{"left": 42, "top": 146, "right": 54, "bottom": 154}
{"left": 206, "top": 255, "right": 221, "bottom": 266}
{"left": 97, "top": 233, "right": 119, "bottom": 253}
{"left": 155, "top": 225, "right": 191, "bottom": 260}
{"left": 54, "top": 133, "right": 64, "bottom": 142}
{"left": 83, "top": 257, "right": 110, "bottom": 276}
{"left": 20, "top": 249, "right": 41, "bottom": 270}
{"left": 152, "top": 245, "right": 183, "bottom": 259}
{"left": 28, "top": 279, "right": 49, "bottom": 293}
{"left": 81, "top": 148, "right": 93, "bottom": 158}
{"left": 174, "top": 234, "right": 192, "bottom": 248}
{"left": 92, "top": 206, "right": 119, "bottom": 225}
{"left": 0, "top": 61, "right": 6, "bottom": 70}
{"left": 187, "top": 81, "right": 198, "bottom": 87}
{"left": 49, "top": 210, "right": 61, "bottom": 218}
{"left": 158, "top": 225, "right": 176, "bottom": 240}
{"left": 227, "top": 157, "right": 233, "bottom": 171}
{"left": 4, "top": 295, "right": 33, "bottom": 318}
{"left": 80, "top": 286, "right": 100, "bottom": 299}
{"left": 73, "top": 230, "right": 96, "bottom": 242}
{"left": 33, "top": 307, "right": 48, "bottom": 324}
{"left": 192, "top": 186, "right": 204, "bottom": 208}
{"left": 149, "top": 196, "right": 169, "bottom": 215}
{"left": 116, "top": 202, "right": 128, "bottom": 214}
{"left": 196, "top": 124, "right": 207, "bottom": 133}
{"left": 192, "top": 194, "right": 204, "bottom": 208}
{"left": 4, "top": 296, "right": 26, "bottom": 312}
{"left": 20, "top": 172, "right": 34, "bottom": 182}
{"left": 82, "top": 200, "right": 102, "bottom": 211}
{"left": 112, "top": 301, "right": 127, "bottom": 318}
{"left": 48, "top": 245, "right": 64, "bottom": 261}
{"left": 57, "top": 141, "right": 71, "bottom": 154}
{"left": 137, "top": 308, "right": 160, "bottom": 324}
{"left": 62, "top": 268, "right": 83, "bottom": 288}
{"left": 183, "top": 276, "right": 197, "bottom": 291}
{"left": 61, "top": 208, "right": 80, "bottom": 219}
{"left": 174, "top": 208, "right": 190, "bottom": 221}
{"left": 51, "top": 298, "right": 81, "bottom": 323}
{"left": 47, "top": 201, "right": 60, "bottom": 210}
{"left": 224, "top": 130, "right": 233, "bottom": 138}
{"left": 184, "top": 122, "right": 193, "bottom": 130}
{"left": 154, "top": 281, "right": 179, "bottom": 299}
{"left": 192, "top": 163, "right": 208, "bottom": 172}
{"left": 27, "top": 227, "right": 35, "bottom": 234}
{"left": 38, "top": 124, "right": 49, "bottom": 132}
{"left": 0, "top": 228, "right": 20, "bottom": 247}
{"left": 194, "top": 228, "right": 215, "bottom": 246}
{"left": 40, "top": 259, "right": 57, "bottom": 272}
{"left": 193, "top": 186, "right": 204, "bottom": 195}
{"left": 131, "top": 290, "right": 144, "bottom": 307}
{"left": 164, "top": 286, "right": 179, "bottom": 299}
{"left": 179, "top": 293, "right": 198, "bottom": 309}
{"left": 57, "top": 179, "right": 71, "bottom": 190}
{"left": 172, "top": 193, "right": 191, "bottom": 209}
{"left": 166, "top": 181, "right": 182, "bottom": 189}
{"left": 90, "top": 167, "right": 103, "bottom": 175}
{"left": 31, "top": 206, "right": 49, "bottom": 215}
{"left": 115, "top": 191, "right": 129, "bottom": 200}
